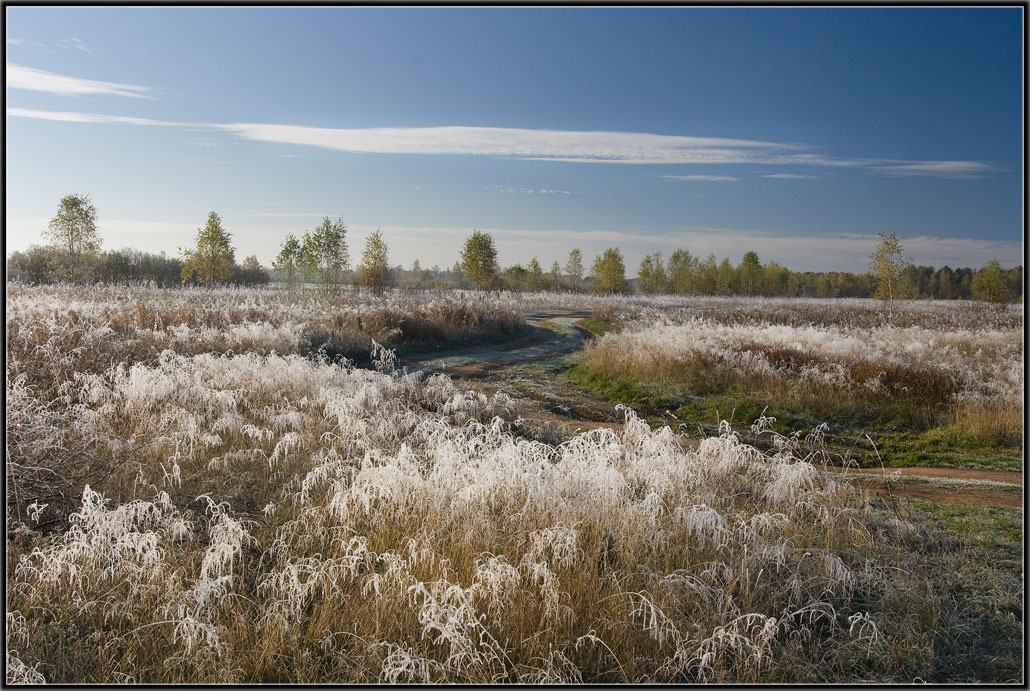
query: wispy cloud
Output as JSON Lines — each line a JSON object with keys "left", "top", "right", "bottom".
{"left": 661, "top": 174, "right": 739, "bottom": 182}
{"left": 6, "top": 103, "right": 996, "bottom": 178}
{"left": 7, "top": 107, "right": 179, "bottom": 126}
{"left": 6, "top": 65, "right": 151, "bottom": 98}
{"left": 61, "top": 37, "right": 92, "bottom": 54}
{"left": 762, "top": 173, "right": 818, "bottom": 179}
{"left": 482, "top": 185, "right": 574, "bottom": 194}
{"left": 872, "top": 161, "right": 996, "bottom": 179}
{"left": 7, "top": 38, "right": 51, "bottom": 50}
{"left": 212, "top": 122, "right": 808, "bottom": 165}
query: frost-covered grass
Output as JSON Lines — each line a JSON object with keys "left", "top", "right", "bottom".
{"left": 5, "top": 284, "right": 523, "bottom": 397}
{"left": 512, "top": 291, "right": 1023, "bottom": 329}
{"left": 5, "top": 285, "right": 1024, "bottom": 683}
{"left": 574, "top": 297, "right": 1023, "bottom": 449}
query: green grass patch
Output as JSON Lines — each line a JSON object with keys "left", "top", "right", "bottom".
{"left": 873, "top": 431, "right": 1023, "bottom": 471}
{"left": 567, "top": 363, "right": 1023, "bottom": 471}
{"left": 565, "top": 363, "right": 685, "bottom": 410}
{"left": 913, "top": 501, "right": 1024, "bottom": 550}
{"left": 673, "top": 393, "right": 822, "bottom": 435}
{"left": 576, "top": 317, "right": 609, "bottom": 337}
{"left": 860, "top": 499, "right": 1024, "bottom": 683}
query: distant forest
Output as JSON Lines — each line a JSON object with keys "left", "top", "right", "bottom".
{"left": 6, "top": 242, "right": 1022, "bottom": 302}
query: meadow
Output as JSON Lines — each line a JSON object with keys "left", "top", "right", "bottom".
{"left": 5, "top": 284, "right": 1024, "bottom": 683}
{"left": 565, "top": 295, "right": 1023, "bottom": 470}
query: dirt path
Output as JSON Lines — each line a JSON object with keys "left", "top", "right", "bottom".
{"left": 399, "top": 313, "right": 592, "bottom": 375}
{"left": 850, "top": 481, "right": 1022, "bottom": 508}
{"left": 816, "top": 464, "right": 1023, "bottom": 486}
{"left": 394, "top": 310, "right": 1023, "bottom": 508}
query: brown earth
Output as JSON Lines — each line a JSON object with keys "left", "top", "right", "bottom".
{"left": 847, "top": 479, "right": 1023, "bottom": 508}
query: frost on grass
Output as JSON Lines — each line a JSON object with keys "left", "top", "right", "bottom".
{"left": 6, "top": 349, "right": 889, "bottom": 682}
{"left": 6, "top": 284, "right": 1005, "bottom": 683}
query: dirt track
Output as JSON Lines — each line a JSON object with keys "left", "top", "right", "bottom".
{"left": 395, "top": 310, "right": 1024, "bottom": 508}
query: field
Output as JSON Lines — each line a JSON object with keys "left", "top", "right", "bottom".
{"left": 5, "top": 284, "right": 1024, "bottom": 683}
{"left": 566, "top": 296, "right": 1023, "bottom": 470}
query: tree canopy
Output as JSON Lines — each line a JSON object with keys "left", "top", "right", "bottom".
{"left": 357, "top": 229, "right": 392, "bottom": 295}
{"left": 971, "top": 258, "right": 1011, "bottom": 305}
{"left": 738, "top": 251, "right": 763, "bottom": 296}
{"left": 273, "top": 233, "right": 303, "bottom": 289}
{"left": 181, "top": 211, "right": 235, "bottom": 285}
{"left": 460, "top": 230, "right": 498, "bottom": 289}
{"left": 302, "top": 217, "right": 349, "bottom": 292}
{"left": 869, "top": 232, "right": 912, "bottom": 315}
{"left": 45, "top": 194, "right": 102, "bottom": 281}
{"left": 591, "top": 247, "right": 627, "bottom": 294}
{"left": 564, "top": 248, "right": 584, "bottom": 291}
{"left": 638, "top": 251, "right": 668, "bottom": 294}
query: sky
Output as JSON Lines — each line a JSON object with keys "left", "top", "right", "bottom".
{"left": 5, "top": 6, "right": 1025, "bottom": 275}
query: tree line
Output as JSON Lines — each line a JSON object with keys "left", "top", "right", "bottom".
{"left": 6, "top": 194, "right": 1023, "bottom": 305}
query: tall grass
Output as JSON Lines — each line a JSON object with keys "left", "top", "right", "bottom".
{"left": 576, "top": 302, "right": 1022, "bottom": 435}
{"left": 5, "top": 284, "right": 523, "bottom": 396}
{"left": 5, "top": 285, "right": 1023, "bottom": 683}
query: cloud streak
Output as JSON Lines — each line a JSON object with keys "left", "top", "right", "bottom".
{"left": 61, "top": 37, "right": 93, "bottom": 55}
{"left": 7, "top": 107, "right": 184, "bottom": 127}
{"left": 661, "top": 174, "right": 739, "bottom": 182}
{"left": 213, "top": 122, "right": 807, "bottom": 165}
{"left": 872, "top": 160, "right": 996, "bottom": 178}
{"left": 6, "top": 103, "right": 996, "bottom": 178}
{"left": 482, "top": 185, "right": 574, "bottom": 194}
{"left": 6, "top": 64, "right": 152, "bottom": 98}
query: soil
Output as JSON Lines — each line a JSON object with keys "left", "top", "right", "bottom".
{"left": 850, "top": 481, "right": 1023, "bottom": 508}
{"left": 392, "top": 310, "right": 1024, "bottom": 508}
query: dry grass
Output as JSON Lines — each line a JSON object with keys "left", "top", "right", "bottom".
{"left": 5, "top": 284, "right": 523, "bottom": 398}
{"left": 577, "top": 301, "right": 1023, "bottom": 435}
{"left": 5, "top": 285, "right": 1023, "bottom": 683}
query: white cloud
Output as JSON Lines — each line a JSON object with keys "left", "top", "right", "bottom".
{"left": 212, "top": 122, "right": 808, "bottom": 165}
{"left": 661, "top": 174, "right": 739, "bottom": 182}
{"left": 7, "top": 38, "right": 50, "bottom": 50}
{"left": 762, "top": 173, "right": 817, "bottom": 179}
{"left": 872, "top": 161, "right": 996, "bottom": 178}
{"left": 7, "top": 107, "right": 181, "bottom": 126}
{"left": 6, "top": 104, "right": 996, "bottom": 177}
{"left": 6, "top": 64, "right": 151, "bottom": 98}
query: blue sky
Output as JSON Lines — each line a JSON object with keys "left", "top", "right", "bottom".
{"left": 5, "top": 6, "right": 1024, "bottom": 274}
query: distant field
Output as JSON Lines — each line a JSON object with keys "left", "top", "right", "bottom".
{"left": 5, "top": 284, "right": 1023, "bottom": 683}
{"left": 564, "top": 295, "right": 1023, "bottom": 471}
